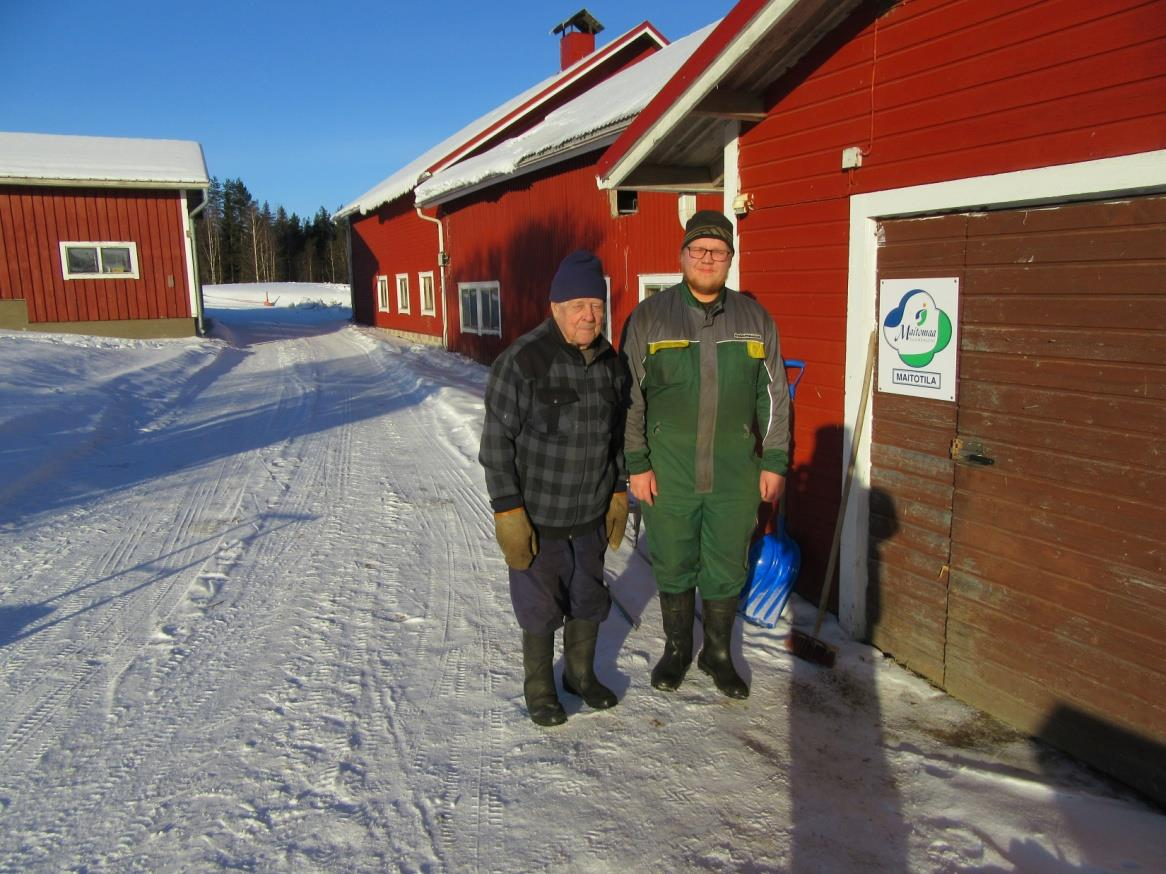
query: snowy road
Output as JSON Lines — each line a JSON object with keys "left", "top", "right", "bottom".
{"left": 1, "top": 285, "right": 1162, "bottom": 873}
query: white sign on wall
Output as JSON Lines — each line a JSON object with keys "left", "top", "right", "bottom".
{"left": 877, "top": 277, "right": 960, "bottom": 402}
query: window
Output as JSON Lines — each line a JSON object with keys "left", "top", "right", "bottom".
{"left": 376, "top": 275, "right": 390, "bottom": 312}
{"left": 60, "top": 241, "right": 139, "bottom": 279}
{"left": 396, "top": 273, "right": 410, "bottom": 314}
{"left": 459, "top": 281, "right": 501, "bottom": 336}
{"left": 638, "top": 273, "right": 681, "bottom": 302}
{"left": 609, "top": 189, "right": 639, "bottom": 217}
{"left": 419, "top": 271, "right": 436, "bottom": 316}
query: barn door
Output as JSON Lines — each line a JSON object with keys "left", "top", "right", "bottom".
{"left": 868, "top": 213, "right": 966, "bottom": 684}
{"left": 872, "top": 194, "right": 1166, "bottom": 800}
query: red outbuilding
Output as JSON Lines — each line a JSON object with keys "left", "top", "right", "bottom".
{"left": 599, "top": 0, "right": 1166, "bottom": 801}
{"left": 0, "top": 132, "right": 210, "bottom": 338}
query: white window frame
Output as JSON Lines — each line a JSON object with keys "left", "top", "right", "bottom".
{"left": 458, "top": 281, "right": 501, "bottom": 336}
{"left": 418, "top": 270, "right": 436, "bottom": 316}
{"left": 395, "top": 273, "right": 411, "bottom": 314}
{"left": 376, "top": 275, "right": 391, "bottom": 312}
{"left": 60, "top": 241, "right": 140, "bottom": 280}
{"left": 637, "top": 272, "right": 681, "bottom": 302}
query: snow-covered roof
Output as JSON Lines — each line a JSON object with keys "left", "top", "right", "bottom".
{"left": 0, "top": 131, "right": 209, "bottom": 189}
{"left": 332, "top": 22, "right": 668, "bottom": 220}
{"left": 414, "top": 23, "right": 716, "bottom": 206}
{"left": 332, "top": 73, "right": 560, "bottom": 221}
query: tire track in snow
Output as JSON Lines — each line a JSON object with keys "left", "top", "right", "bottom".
{"left": 0, "top": 323, "right": 517, "bottom": 872}
{"left": 0, "top": 327, "right": 335, "bottom": 867}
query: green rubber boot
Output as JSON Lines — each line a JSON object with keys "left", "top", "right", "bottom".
{"left": 651, "top": 589, "right": 695, "bottom": 692}
{"left": 697, "top": 597, "right": 749, "bottom": 699}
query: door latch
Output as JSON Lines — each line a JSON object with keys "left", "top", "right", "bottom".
{"left": 950, "top": 437, "right": 994, "bottom": 466}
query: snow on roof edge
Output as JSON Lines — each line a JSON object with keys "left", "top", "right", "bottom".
{"left": 412, "top": 22, "right": 717, "bottom": 206}
{"left": 332, "top": 22, "right": 668, "bottom": 221}
{"left": 0, "top": 132, "right": 209, "bottom": 187}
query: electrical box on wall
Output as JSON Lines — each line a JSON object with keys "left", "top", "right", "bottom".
{"left": 841, "top": 146, "right": 864, "bottom": 170}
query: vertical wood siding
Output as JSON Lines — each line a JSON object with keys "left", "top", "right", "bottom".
{"left": 349, "top": 199, "right": 443, "bottom": 335}
{"left": 737, "top": 0, "right": 1166, "bottom": 604}
{"left": 440, "top": 152, "right": 718, "bottom": 362}
{"left": 0, "top": 186, "right": 191, "bottom": 324}
{"left": 352, "top": 151, "right": 716, "bottom": 364}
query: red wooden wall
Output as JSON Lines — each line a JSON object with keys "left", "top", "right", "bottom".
{"left": 347, "top": 31, "right": 671, "bottom": 348}
{"left": 737, "top": 0, "right": 1166, "bottom": 602}
{"left": 349, "top": 198, "right": 443, "bottom": 336}
{"left": 0, "top": 186, "right": 192, "bottom": 323}
{"left": 437, "top": 151, "right": 719, "bottom": 362}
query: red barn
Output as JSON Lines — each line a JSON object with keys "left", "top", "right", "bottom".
{"left": 598, "top": 0, "right": 1166, "bottom": 800}
{"left": 335, "top": 14, "right": 670, "bottom": 355}
{"left": 0, "top": 132, "right": 210, "bottom": 338}
{"left": 411, "top": 23, "right": 723, "bottom": 361}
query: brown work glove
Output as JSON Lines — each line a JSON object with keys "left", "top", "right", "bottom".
{"left": 494, "top": 507, "right": 538, "bottom": 569}
{"left": 605, "top": 491, "right": 629, "bottom": 551}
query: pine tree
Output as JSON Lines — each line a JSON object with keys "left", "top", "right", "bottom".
{"left": 193, "top": 176, "right": 348, "bottom": 287}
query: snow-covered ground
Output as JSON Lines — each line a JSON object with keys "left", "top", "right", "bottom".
{"left": 0, "top": 283, "right": 1161, "bottom": 872}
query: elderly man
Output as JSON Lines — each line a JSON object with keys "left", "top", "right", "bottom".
{"left": 621, "top": 210, "right": 790, "bottom": 699}
{"left": 479, "top": 250, "right": 629, "bottom": 726}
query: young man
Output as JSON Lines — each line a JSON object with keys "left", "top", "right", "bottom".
{"left": 479, "top": 250, "right": 629, "bottom": 726}
{"left": 621, "top": 211, "right": 790, "bottom": 699}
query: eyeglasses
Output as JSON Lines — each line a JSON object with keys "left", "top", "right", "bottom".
{"left": 686, "top": 245, "right": 732, "bottom": 262}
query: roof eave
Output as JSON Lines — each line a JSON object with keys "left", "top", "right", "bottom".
{"left": 1, "top": 177, "right": 210, "bottom": 190}
{"left": 596, "top": 0, "right": 859, "bottom": 192}
{"left": 416, "top": 131, "right": 622, "bottom": 208}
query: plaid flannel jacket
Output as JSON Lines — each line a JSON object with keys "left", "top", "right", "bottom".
{"left": 479, "top": 318, "right": 628, "bottom": 539}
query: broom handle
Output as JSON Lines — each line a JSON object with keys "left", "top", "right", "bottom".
{"left": 811, "top": 330, "right": 877, "bottom": 637}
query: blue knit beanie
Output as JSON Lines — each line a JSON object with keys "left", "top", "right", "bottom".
{"left": 550, "top": 250, "right": 606, "bottom": 302}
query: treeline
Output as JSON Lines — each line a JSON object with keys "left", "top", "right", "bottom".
{"left": 195, "top": 177, "right": 348, "bottom": 286}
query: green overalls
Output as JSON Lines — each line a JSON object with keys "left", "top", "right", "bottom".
{"left": 623, "top": 283, "right": 789, "bottom": 599}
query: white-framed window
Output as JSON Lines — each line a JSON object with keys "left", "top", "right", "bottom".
{"left": 60, "top": 241, "right": 139, "bottom": 279}
{"left": 395, "top": 273, "right": 411, "bottom": 314}
{"left": 638, "top": 272, "right": 681, "bottom": 302}
{"left": 458, "top": 281, "right": 501, "bottom": 336}
{"left": 376, "top": 275, "right": 391, "bottom": 312}
{"left": 419, "top": 271, "right": 436, "bottom": 316}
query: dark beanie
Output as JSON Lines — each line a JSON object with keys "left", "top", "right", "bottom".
{"left": 550, "top": 250, "right": 606, "bottom": 302}
{"left": 681, "top": 209, "right": 735, "bottom": 252}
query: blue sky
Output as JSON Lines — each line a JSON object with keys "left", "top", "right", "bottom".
{"left": 2, "top": 1, "right": 731, "bottom": 219}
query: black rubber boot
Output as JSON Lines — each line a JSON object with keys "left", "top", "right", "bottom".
{"left": 522, "top": 631, "right": 567, "bottom": 726}
{"left": 561, "top": 619, "right": 617, "bottom": 710}
{"left": 651, "top": 589, "right": 695, "bottom": 692}
{"left": 697, "top": 597, "right": 749, "bottom": 699}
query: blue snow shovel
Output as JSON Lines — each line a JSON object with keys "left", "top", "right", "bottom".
{"left": 739, "top": 360, "right": 805, "bottom": 629}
